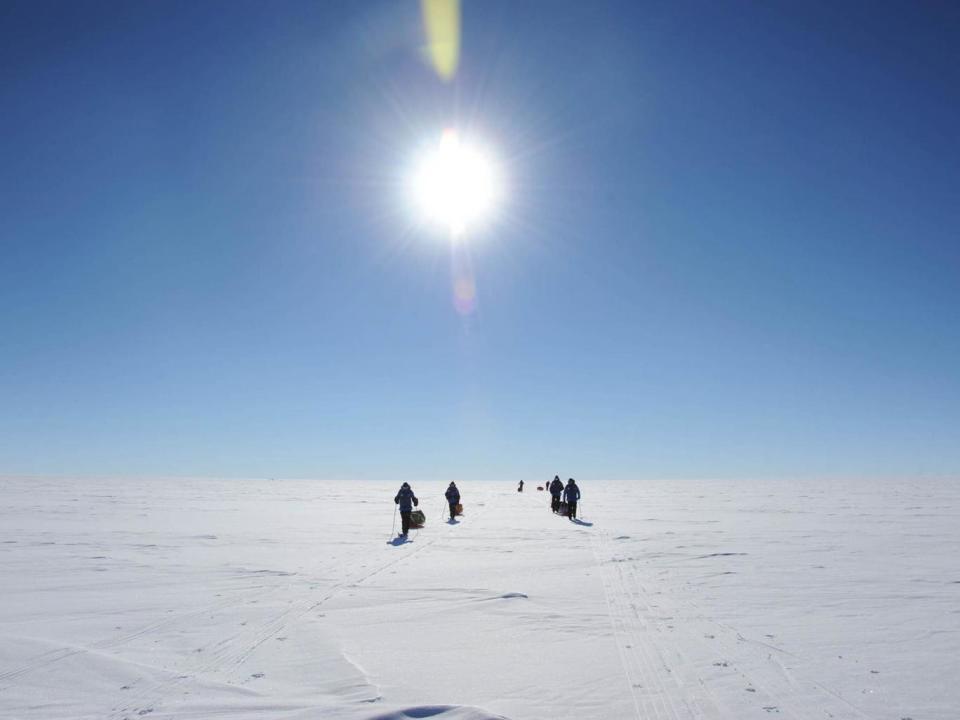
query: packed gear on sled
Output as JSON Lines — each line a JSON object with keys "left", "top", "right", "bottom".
{"left": 409, "top": 509, "right": 426, "bottom": 528}
{"left": 454, "top": 503, "right": 463, "bottom": 515}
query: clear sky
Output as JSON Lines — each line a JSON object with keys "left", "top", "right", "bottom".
{"left": 2, "top": 0, "right": 959, "bottom": 481}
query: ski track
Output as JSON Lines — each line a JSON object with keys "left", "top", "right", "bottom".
{"left": 592, "top": 529, "right": 719, "bottom": 720}
{"left": 591, "top": 524, "right": 878, "bottom": 720}
{"left": 105, "top": 487, "right": 502, "bottom": 719}
{"left": 0, "top": 584, "right": 278, "bottom": 687}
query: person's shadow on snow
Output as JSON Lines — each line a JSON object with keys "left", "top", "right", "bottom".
{"left": 387, "top": 536, "right": 410, "bottom": 546}
{"left": 446, "top": 518, "right": 459, "bottom": 525}
{"left": 570, "top": 518, "right": 593, "bottom": 527}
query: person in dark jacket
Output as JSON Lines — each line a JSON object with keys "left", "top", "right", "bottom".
{"left": 563, "top": 478, "right": 580, "bottom": 520}
{"left": 549, "top": 475, "right": 564, "bottom": 513}
{"left": 394, "top": 482, "right": 419, "bottom": 536}
{"left": 517, "top": 479, "right": 524, "bottom": 492}
{"left": 445, "top": 482, "right": 461, "bottom": 520}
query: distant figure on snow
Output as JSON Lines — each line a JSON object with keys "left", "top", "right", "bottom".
{"left": 517, "top": 479, "right": 524, "bottom": 493}
{"left": 445, "top": 482, "right": 461, "bottom": 520}
{"left": 549, "top": 475, "right": 564, "bottom": 513}
{"left": 563, "top": 478, "right": 580, "bottom": 520}
{"left": 394, "top": 482, "right": 419, "bottom": 536}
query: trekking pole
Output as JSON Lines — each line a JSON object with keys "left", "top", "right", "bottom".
{"left": 391, "top": 504, "right": 398, "bottom": 537}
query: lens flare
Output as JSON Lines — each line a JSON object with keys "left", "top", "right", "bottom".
{"left": 421, "top": 0, "right": 460, "bottom": 81}
{"left": 453, "top": 272, "right": 476, "bottom": 314}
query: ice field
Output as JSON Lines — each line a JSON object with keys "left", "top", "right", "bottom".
{"left": 1, "top": 477, "right": 958, "bottom": 719}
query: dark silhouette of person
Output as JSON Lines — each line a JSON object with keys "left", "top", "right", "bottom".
{"left": 563, "top": 478, "right": 580, "bottom": 520}
{"left": 549, "top": 475, "right": 564, "bottom": 512}
{"left": 445, "top": 482, "right": 461, "bottom": 520}
{"left": 394, "top": 482, "right": 419, "bottom": 536}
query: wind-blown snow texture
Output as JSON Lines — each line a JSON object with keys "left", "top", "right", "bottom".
{"left": 1, "top": 477, "right": 958, "bottom": 719}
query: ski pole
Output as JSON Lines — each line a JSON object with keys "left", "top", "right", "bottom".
{"left": 391, "top": 504, "right": 398, "bottom": 537}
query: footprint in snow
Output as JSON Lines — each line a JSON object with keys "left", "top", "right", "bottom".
{"left": 251, "top": 673, "right": 265, "bottom": 679}
{"left": 763, "top": 706, "right": 780, "bottom": 713}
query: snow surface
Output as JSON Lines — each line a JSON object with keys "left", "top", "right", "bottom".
{"left": 1, "top": 477, "right": 958, "bottom": 719}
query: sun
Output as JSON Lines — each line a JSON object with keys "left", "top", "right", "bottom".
{"left": 410, "top": 129, "right": 501, "bottom": 237}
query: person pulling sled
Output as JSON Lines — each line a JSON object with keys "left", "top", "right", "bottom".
{"left": 549, "top": 475, "right": 563, "bottom": 513}
{"left": 445, "top": 482, "right": 461, "bottom": 520}
{"left": 563, "top": 478, "right": 580, "bottom": 520}
{"left": 394, "top": 482, "right": 419, "bottom": 536}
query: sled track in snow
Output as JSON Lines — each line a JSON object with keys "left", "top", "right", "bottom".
{"left": 0, "top": 583, "right": 279, "bottom": 687}
{"left": 591, "top": 529, "right": 724, "bottom": 720}
{"left": 618, "top": 557, "right": 874, "bottom": 720}
{"left": 591, "top": 527, "right": 874, "bottom": 720}
{"left": 0, "top": 490, "right": 496, "bottom": 718}
{"left": 105, "top": 489, "right": 501, "bottom": 719}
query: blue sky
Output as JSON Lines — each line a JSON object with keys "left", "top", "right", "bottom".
{"left": 2, "top": 0, "right": 959, "bottom": 481}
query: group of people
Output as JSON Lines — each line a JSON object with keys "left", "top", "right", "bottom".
{"left": 392, "top": 481, "right": 462, "bottom": 537}
{"left": 393, "top": 477, "right": 582, "bottom": 538}
{"left": 548, "top": 476, "right": 581, "bottom": 520}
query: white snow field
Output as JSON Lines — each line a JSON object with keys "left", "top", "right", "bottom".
{"left": 1, "top": 477, "right": 958, "bottom": 720}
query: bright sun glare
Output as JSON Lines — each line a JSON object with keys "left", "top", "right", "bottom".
{"left": 411, "top": 129, "right": 500, "bottom": 237}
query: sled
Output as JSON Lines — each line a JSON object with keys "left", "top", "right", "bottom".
{"left": 409, "top": 509, "right": 426, "bottom": 528}
{"left": 536, "top": 486, "right": 544, "bottom": 491}
{"left": 454, "top": 503, "right": 463, "bottom": 516}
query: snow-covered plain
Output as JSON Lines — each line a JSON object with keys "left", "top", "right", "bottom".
{"left": 1, "top": 477, "right": 958, "bottom": 720}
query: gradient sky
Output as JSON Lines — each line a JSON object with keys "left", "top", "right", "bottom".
{"left": 2, "top": 0, "right": 959, "bottom": 481}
